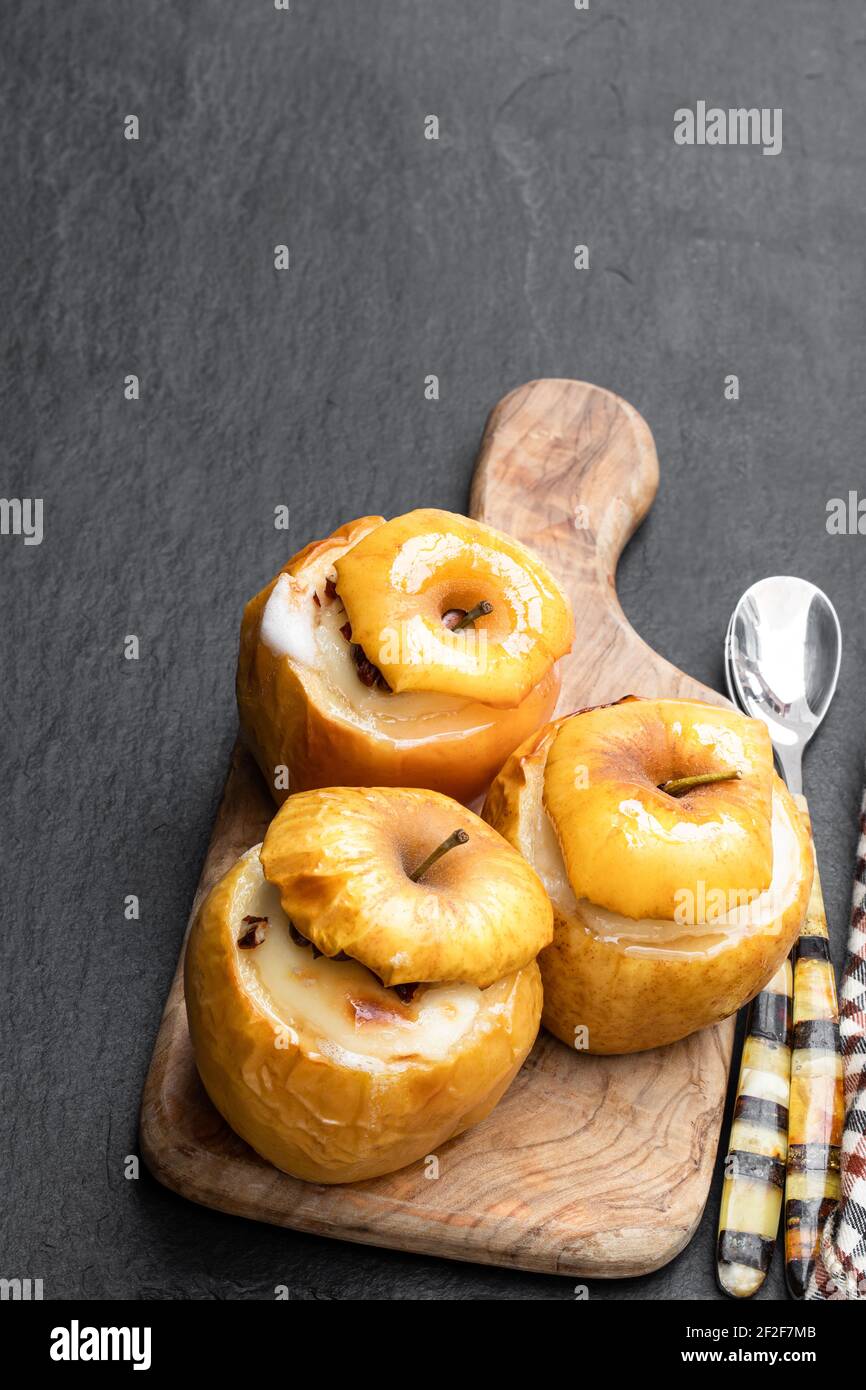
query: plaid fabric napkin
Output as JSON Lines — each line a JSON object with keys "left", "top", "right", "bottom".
{"left": 807, "top": 788, "right": 866, "bottom": 1299}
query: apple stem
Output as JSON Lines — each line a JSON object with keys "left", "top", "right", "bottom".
{"left": 452, "top": 601, "right": 493, "bottom": 631}
{"left": 408, "top": 829, "right": 469, "bottom": 882}
{"left": 660, "top": 770, "right": 741, "bottom": 797}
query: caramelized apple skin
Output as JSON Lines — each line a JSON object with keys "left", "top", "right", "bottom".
{"left": 240, "top": 643, "right": 560, "bottom": 806}
{"left": 536, "top": 880, "right": 807, "bottom": 1055}
{"left": 185, "top": 848, "right": 543, "bottom": 1183}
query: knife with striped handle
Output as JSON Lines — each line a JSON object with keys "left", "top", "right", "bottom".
{"left": 717, "top": 957, "right": 792, "bottom": 1297}
{"left": 785, "top": 798, "right": 844, "bottom": 1299}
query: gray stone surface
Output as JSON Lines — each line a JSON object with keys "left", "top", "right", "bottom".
{"left": 3, "top": 0, "right": 865, "bottom": 1300}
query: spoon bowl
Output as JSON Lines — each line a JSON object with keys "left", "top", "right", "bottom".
{"left": 725, "top": 575, "right": 841, "bottom": 795}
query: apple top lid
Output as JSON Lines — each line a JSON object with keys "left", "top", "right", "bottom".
{"left": 542, "top": 696, "right": 780, "bottom": 922}
{"left": 333, "top": 509, "right": 574, "bottom": 708}
{"left": 259, "top": 786, "right": 553, "bottom": 989}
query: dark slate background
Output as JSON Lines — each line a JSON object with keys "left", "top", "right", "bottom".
{"left": 3, "top": 0, "right": 865, "bottom": 1302}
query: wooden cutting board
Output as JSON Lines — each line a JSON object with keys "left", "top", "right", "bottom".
{"left": 140, "top": 379, "right": 734, "bottom": 1280}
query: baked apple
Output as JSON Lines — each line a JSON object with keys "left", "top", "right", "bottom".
{"left": 483, "top": 696, "right": 813, "bottom": 1054}
{"left": 185, "top": 786, "right": 551, "bottom": 1183}
{"left": 237, "top": 510, "right": 573, "bottom": 805}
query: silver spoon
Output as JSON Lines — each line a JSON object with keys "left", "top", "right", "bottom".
{"left": 725, "top": 576, "right": 841, "bottom": 793}
{"left": 718, "top": 575, "right": 842, "bottom": 1301}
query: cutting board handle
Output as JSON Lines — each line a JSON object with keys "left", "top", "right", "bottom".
{"left": 470, "top": 378, "right": 679, "bottom": 711}
{"left": 471, "top": 377, "right": 658, "bottom": 606}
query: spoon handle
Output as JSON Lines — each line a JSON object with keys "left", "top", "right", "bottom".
{"left": 716, "top": 958, "right": 792, "bottom": 1298}
{"left": 784, "top": 796, "right": 844, "bottom": 1299}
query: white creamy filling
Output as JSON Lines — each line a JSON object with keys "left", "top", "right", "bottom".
{"left": 236, "top": 869, "right": 481, "bottom": 1069}
{"left": 260, "top": 573, "right": 319, "bottom": 666}
{"left": 528, "top": 784, "right": 800, "bottom": 959}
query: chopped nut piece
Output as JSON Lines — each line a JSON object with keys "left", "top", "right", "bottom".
{"left": 238, "top": 916, "right": 268, "bottom": 949}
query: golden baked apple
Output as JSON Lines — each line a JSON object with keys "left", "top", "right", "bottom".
{"left": 237, "top": 510, "right": 573, "bottom": 805}
{"left": 185, "top": 787, "right": 551, "bottom": 1183}
{"left": 483, "top": 697, "right": 813, "bottom": 1055}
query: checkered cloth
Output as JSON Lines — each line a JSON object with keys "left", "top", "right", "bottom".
{"left": 807, "top": 789, "right": 866, "bottom": 1300}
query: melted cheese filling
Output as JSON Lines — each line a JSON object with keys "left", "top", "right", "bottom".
{"left": 236, "top": 869, "right": 481, "bottom": 1069}
{"left": 528, "top": 784, "right": 801, "bottom": 960}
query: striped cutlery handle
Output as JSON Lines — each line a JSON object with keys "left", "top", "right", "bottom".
{"left": 785, "top": 796, "right": 844, "bottom": 1299}
{"left": 717, "top": 958, "right": 793, "bottom": 1297}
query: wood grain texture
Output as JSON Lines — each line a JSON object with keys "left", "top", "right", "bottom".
{"left": 140, "top": 378, "right": 735, "bottom": 1280}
